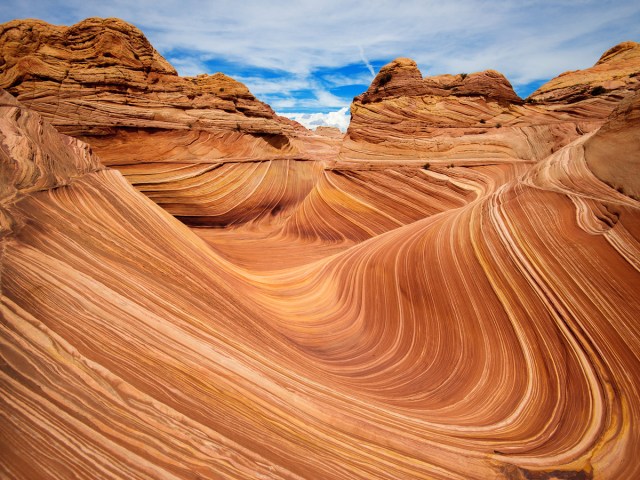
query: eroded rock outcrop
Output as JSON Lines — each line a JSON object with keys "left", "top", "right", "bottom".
{"left": 359, "top": 57, "right": 521, "bottom": 104}
{"left": 0, "top": 18, "right": 340, "bottom": 226}
{"left": 585, "top": 89, "right": 640, "bottom": 198}
{"left": 0, "top": 17, "right": 297, "bottom": 141}
{"left": 314, "top": 125, "right": 343, "bottom": 138}
{"left": 342, "top": 44, "right": 640, "bottom": 165}
{"left": 528, "top": 41, "right": 640, "bottom": 105}
{"left": 0, "top": 91, "right": 103, "bottom": 203}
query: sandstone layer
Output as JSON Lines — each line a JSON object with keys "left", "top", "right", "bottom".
{"left": 2, "top": 17, "right": 640, "bottom": 480}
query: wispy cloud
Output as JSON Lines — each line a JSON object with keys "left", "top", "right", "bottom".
{"left": 234, "top": 75, "right": 311, "bottom": 95}
{"left": 166, "top": 56, "right": 207, "bottom": 77}
{"left": 269, "top": 98, "right": 298, "bottom": 110}
{"left": 320, "top": 72, "right": 372, "bottom": 88}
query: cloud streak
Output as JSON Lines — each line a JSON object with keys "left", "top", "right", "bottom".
{"left": 359, "top": 46, "right": 375, "bottom": 78}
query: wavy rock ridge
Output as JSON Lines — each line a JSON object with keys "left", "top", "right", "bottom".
{"left": 2, "top": 18, "right": 640, "bottom": 480}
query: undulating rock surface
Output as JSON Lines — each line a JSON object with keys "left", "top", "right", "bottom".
{"left": 1, "top": 17, "right": 640, "bottom": 480}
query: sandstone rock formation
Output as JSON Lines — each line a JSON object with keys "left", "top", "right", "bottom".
{"left": 2, "top": 17, "right": 640, "bottom": 480}
{"left": 528, "top": 41, "right": 640, "bottom": 105}
{"left": 0, "top": 17, "right": 340, "bottom": 226}
{"left": 341, "top": 43, "right": 640, "bottom": 166}
{"left": 313, "top": 125, "right": 344, "bottom": 139}
{"left": 585, "top": 89, "right": 640, "bottom": 199}
{"left": 0, "top": 17, "right": 297, "bottom": 140}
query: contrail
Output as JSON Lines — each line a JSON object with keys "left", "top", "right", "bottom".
{"left": 359, "top": 45, "right": 375, "bottom": 78}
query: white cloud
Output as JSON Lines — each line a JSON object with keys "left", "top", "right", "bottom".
{"left": 167, "top": 56, "right": 207, "bottom": 77}
{"left": 233, "top": 75, "right": 310, "bottom": 95}
{"left": 269, "top": 98, "right": 297, "bottom": 110}
{"left": 312, "top": 88, "right": 347, "bottom": 108}
{"left": 282, "top": 107, "right": 350, "bottom": 132}
{"left": 320, "top": 72, "right": 372, "bottom": 87}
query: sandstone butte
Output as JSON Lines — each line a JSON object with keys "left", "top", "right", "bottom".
{"left": 1, "top": 17, "right": 639, "bottom": 480}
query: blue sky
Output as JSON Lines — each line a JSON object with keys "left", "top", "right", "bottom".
{"left": 1, "top": 1, "right": 639, "bottom": 130}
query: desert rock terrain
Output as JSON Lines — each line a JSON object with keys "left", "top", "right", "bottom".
{"left": 1, "top": 18, "right": 640, "bottom": 479}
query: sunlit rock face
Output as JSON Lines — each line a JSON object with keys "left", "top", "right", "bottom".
{"left": 528, "top": 41, "right": 640, "bottom": 105}
{"left": 314, "top": 126, "right": 344, "bottom": 138}
{"left": 2, "top": 17, "right": 640, "bottom": 480}
{"left": 585, "top": 89, "right": 640, "bottom": 199}
{"left": 0, "top": 17, "right": 301, "bottom": 137}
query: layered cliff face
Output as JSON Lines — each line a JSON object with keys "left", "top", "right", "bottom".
{"left": 342, "top": 43, "right": 640, "bottom": 165}
{"left": 2, "top": 17, "right": 640, "bottom": 480}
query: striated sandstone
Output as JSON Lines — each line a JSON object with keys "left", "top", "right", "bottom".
{"left": 1, "top": 18, "right": 640, "bottom": 480}
{"left": 585, "top": 89, "right": 640, "bottom": 198}
{"left": 0, "top": 91, "right": 103, "bottom": 203}
{"left": 343, "top": 58, "right": 548, "bottom": 164}
{"left": 2, "top": 85, "right": 640, "bottom": 479}
{"left": 360, "top": 57, "right": 521, "bottom": 104}
{"left": 0, "top": 17, "right": 294, "bottom": 139}
{"left": 528, "top": 41, "right": 640, "bottom": 104}
{"left": 342, "top": 44, "right": 640, "bottom": 166}
{"left": 313, "top": 125, "right": 343, "bottom": 139}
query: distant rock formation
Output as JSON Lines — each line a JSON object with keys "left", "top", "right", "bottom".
{"left": 528, "top": 41, "right": 640, "bottom": 104}
{"left": 342, "top": 43, "right": 640, "bottom": 165}
{"left": 0, "top": 17, "right": 298, "bottom": 140}
{"left": 359, "top": 57, "right": 521, "bottom": 104}
{"left": 312, "top": 125, "right": 343, "bottom": 139}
